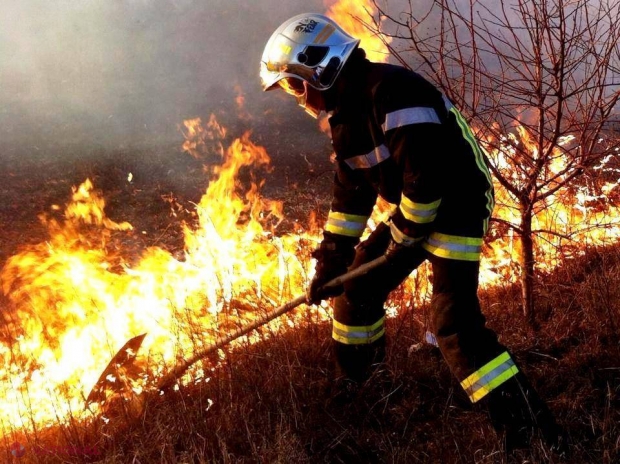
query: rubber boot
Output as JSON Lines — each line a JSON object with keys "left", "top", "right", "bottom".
{"left": 333, "top": 336, "right": 386, "bottom": 383}
{"left": 486, "top": 372, "right": 565, "bottom": 454}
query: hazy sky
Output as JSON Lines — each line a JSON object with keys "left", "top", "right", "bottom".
{"left": 3, "top": 1, "right": 613, "bottom": 155}
{"left": 0, "top": 0, "right": 326, "bottom": 152}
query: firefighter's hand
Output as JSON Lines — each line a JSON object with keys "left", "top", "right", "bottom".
{"left": 307, "top": 270, "right": 343, "bottom": 305}
{"left": 307, "top": 243, "right": 353, "bottom": 305}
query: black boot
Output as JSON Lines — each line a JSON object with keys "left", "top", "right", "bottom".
{"left": 486, "top": 373, "right": 565, "bottom": 454}
{"left": 333, "top": 336, "right": 386, "bottom": 383}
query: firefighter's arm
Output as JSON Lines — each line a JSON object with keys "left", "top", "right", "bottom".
{"left": 386, "top": 128, "right": 443, "bottom": 245}
{"left": 308, "top": 163, "right": 377, "bottom": 304}
{"left": 324, "top": 162, "right": 377, "bottom": 243}
{"left": 376, "top": 88, "right": 444, "bottom": 246}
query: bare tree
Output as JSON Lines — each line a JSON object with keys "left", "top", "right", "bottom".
{"left": 361, "top": 0, "right": 620, "bottom": 323}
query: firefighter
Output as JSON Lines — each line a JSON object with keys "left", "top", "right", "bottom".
{"left": 260, "top": 13, "right": 564, "bottom": 452}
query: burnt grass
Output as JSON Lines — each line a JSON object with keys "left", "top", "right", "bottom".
{"left": 1, "top": 127, "right": 619, "bottom": 464}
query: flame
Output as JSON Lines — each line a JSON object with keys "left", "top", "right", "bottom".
{"left": 0, "top": 117, "right": 318, "bottom": 433}
{"left": 180, "top": 115, "right": 226, "bottom": 160}
{"left": 324, "top": 0, "right": 391, "bottom": 63}
{"left": 1, "top": 111, "right": 618, "bottom": 436}
{"left": 234, "top": 84, "right": 252, "bottom": 121}
{"left": 479, "top": 124, "right": 620, "bottom": 286}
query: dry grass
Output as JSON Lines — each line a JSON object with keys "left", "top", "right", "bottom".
{"left": 2, "top": 245, "right": 619, "bottom": 464}
{"left": 1, "top": 144, "right": 618, "bottom": 463}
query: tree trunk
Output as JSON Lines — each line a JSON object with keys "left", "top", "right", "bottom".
{"left": 519, "top": 205, "right": 536, "bottom": 326}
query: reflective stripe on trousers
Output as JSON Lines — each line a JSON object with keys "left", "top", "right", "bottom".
{"left": 332, "top": 316, "right": 385, "bottom": 345}
{"left": 460, "top": 351, "right": 519, "bottom": 403}
{"left": 423, "top": 232, "right": 483, "bottom": 261}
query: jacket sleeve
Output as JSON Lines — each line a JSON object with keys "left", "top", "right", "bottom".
{"left": 373, "top": 78, "right": 445, "bottom": 245}
{"left": 323, "top": 160, "right": 378, "bottom": 246}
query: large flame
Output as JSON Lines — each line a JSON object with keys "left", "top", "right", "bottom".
{"left": 324, "top": 0, "right": 391, "bottom": 63}
{"left": 480, "top": 125, "right": 620, "bottom": 286}
{"left": 1, "top": 116, "right": 618, "bottom": 437}
{"left": 0, "top": 118, "right": 319, "bottom": 433}
{"left": 0, "top": 0, "right": 616, "bottom": 443}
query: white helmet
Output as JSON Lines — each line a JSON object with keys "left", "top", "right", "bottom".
{"left": 260, "top": 13, "right": 360, "bottom": 115}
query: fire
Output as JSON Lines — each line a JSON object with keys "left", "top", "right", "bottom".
{"left": 324, "top": 0, "right": 391, "bottom": 63}
{"left": 0, "top": 121, "right": 617, "bottom": 437}
{"left": 322, "top": 0, "right": 620, "bottom": 284}
{"left": 479, "top": 125, "right": 620, "bottom": 286}
{"left": 0, "top": 117, "right": 318, "bottom": 434}
{"left": 234, "top": 84, "right": 253, "bottom": 121}
{"left": 180, "top": 115, "right": 226, "bottom": 160}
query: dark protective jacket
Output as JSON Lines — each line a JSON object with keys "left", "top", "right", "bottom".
{"left": 323, "top": 59, "right": 495, "bottom": 261}
{"left": 321, "top": 60, "right": 561, "bottom": 446}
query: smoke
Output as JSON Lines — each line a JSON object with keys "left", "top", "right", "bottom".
{"left": 0, "top": 0, "right": 324, "bottom": 153}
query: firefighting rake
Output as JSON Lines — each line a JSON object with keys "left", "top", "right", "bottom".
{"left": 157, "top": 254, "right": 388, "bottom": 389}
{"left": 86, "top": 255, "right": 388, "bottom": 403}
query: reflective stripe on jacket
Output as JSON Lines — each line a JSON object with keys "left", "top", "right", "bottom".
{"left": 325, "top": 60, "right": 494, "bottom": 260}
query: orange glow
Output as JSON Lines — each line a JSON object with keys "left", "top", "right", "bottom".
{"left": 180, "top": 115, "right": 226, "bottom": 160}
{"left": 479, "top": 125, "right": 620, "bottom": 287}
{"left": 1, "top": 113, "right": 618, "bottom": 435}
{"left": 324, "top": 0, "right": 391, "bottom": 63}
{"left": 0, "top": 117, "right": 320, "bottom": 433}
{"left": 234, "top": 84, "right": 252, "bottom": 121}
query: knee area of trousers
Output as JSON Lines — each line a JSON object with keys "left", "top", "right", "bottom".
{"left": 334, "top": 293, "right": 354, "bottom": 314}
{"left": 431, "top": 293, "right": 482, "bottom": 333}
{"left": 430, "top": 293, "right": 458, "bottom": 331}
{"left": 337, "top": 287, "right": 383, "bottom": 311}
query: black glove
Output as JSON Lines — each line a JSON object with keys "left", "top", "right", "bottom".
{"left": 307, "top": 238, "right": 356, "bottom": 305}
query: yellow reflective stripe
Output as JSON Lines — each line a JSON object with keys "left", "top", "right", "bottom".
{"left": 449, "top": 106, "right": 495, "bottom": 222}
{"left": 399, "top": 196, "right": 441, "bottom": 224}
{"left": 325, "top": 210, "right": 368, "bottom": 237}
{"left": 469, "top": 365, "right": 519, "bottom": 402}
{"left": 401, "top": 197, "right": 442, "bottom": 212}
{"left": 332, "top": 328, "right": 385, "bottom": 345}
{"left": 463, "top": 352, "right": 511, "bottom": 386}
{"left": 328, "top": 211, "right": 368, "bottom": 223}
{"left": 388, "top": 220, "right": 424, "bottom": 246}
{"left": 399, "top": 205, "right": 435, "bottom": 223}
{"left": 460, "top": 352, "right": 519, "bottom": 403}
{"left": 332, "top": 317, "right": 385, "bottom": 345}
{"left": 422, "top": 232, "right": 483, "bottom": 261}
{"left": 429, "top": 232, "right": 482, "bottom": 246}
{"left": 333, "top": 317, "right": 385, "bottom": 333}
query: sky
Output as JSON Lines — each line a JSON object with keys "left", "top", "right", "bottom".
{"left": 0, "top": 0, "right": 327, "bottom": 153}
{"left": 1, "top": 0, "right": 614, "bottom": 157}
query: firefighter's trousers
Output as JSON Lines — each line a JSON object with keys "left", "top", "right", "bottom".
{"left": 332, "top": 223, "right": 560, "bottom": 446}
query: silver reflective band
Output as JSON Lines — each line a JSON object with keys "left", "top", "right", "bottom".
{"left": 399, "top": 197, "right": 441, "bottom": 224}
{"left": 442, "top": 95, "right": 454, "bottom": 110}
{"left": 460, "top": 352, "right": 519, "bottom": 403}
{"left": 327, "top": 218, "right": 366, "bottom": 232}
{"left": 332, "top": 325, "right": 384, "bottom": 340}
{"left": 344, "top": 144, "right": 391, "bottom": 169}
{"left": 382, "top": 107, "right": 441, "bottom": 132}
{"left": 332, "top": 317, "right": 385, "bottom": 345}
{"left": 426, "top": 237, "right": 482, "bottom": 254}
